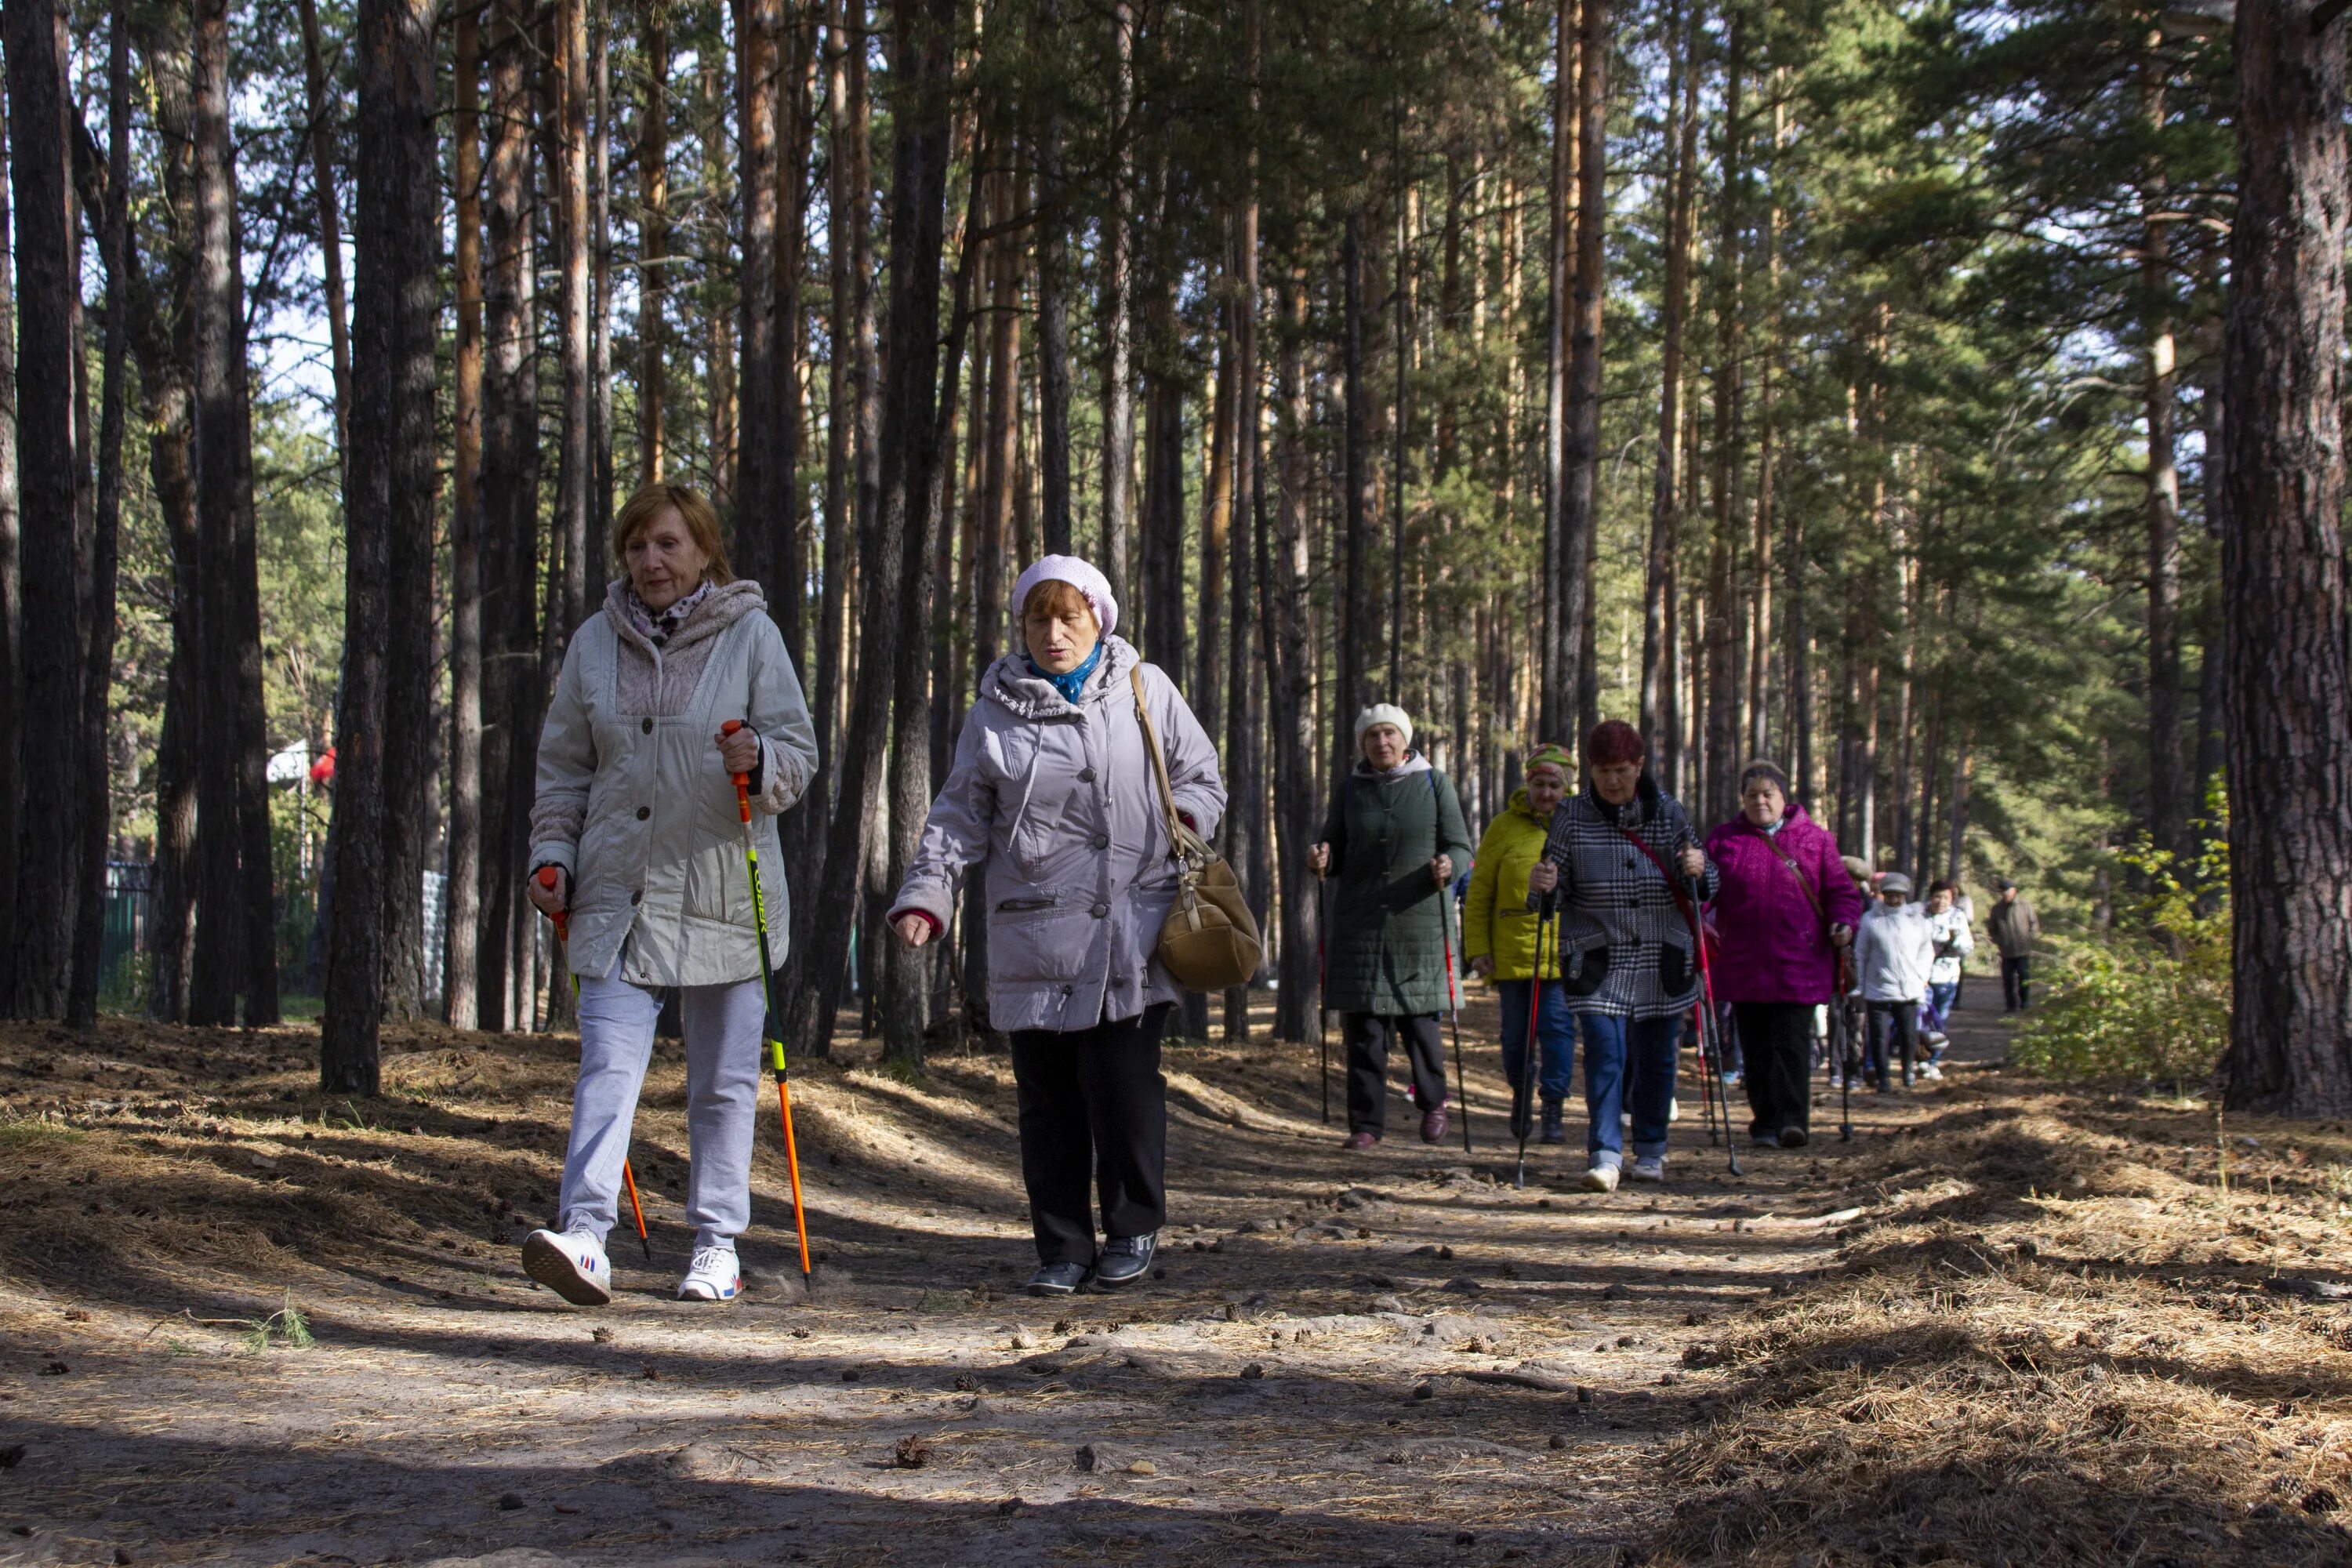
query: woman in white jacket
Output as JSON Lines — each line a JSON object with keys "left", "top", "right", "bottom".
{"left": 1853, "top": 872, "right": 1936, "bottom": 1093}
{"left": 889, "top": 555, "right": 1225, "bottom": 1298}
{"left": 521, "top": 482, "right": 817, "bottom": 1307}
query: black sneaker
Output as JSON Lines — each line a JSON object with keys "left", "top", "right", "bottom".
{"left": 1777, "top": 1126, "right": 1809, "bottom": 1149}
{"left": 1541, "top": 1098, "right": 1567, "bottom": 1144}
{"left": 1090, "top": 1233, "right": 1157, "bottom": 1291}
{"left": 1026, "top": 1261, "right": 1091, "bottom": 1296}
{"left": 1749, "top": 1128, "right": 1782, "bottom": 1148}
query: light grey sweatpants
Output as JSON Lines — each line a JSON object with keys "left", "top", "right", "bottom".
{"left": 556, "top": 970, "right": 766, "bottom": 1250}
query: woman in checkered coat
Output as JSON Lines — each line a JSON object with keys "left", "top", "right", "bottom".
{"left": 1527, "top": 720, "right": 1716, "bottom": 1192}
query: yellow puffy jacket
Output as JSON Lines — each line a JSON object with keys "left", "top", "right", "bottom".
{"left": 1462, "top": 789, "right": 1564, "bottom": 982}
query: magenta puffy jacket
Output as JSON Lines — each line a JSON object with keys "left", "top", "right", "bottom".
{"left": 1703, "top": 803, "right": 1864, "bottom": 1006}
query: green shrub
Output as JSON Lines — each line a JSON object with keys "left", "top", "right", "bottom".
{"left": 2011, "top": 826, "right": 2229, "bottom": 1096}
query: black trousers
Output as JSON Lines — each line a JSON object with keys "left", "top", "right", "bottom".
{"left": 2001, "top": 955, "right": 2033, "bottom": 1011}
{"left": 1009, "top": 1003, "right": 1171, "bottom": 1265}
{"left": 1865, "top": 1000, "right": 1919, "bottom": 1089}
{"left": 1733, "top": 1002, "right": 1814, "bottom": 1138}
{"left": 1342, "top": 1012, "right": 1447, "bottom": 1135}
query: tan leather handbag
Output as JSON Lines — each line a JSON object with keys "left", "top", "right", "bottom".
{"left": 1130, "top": 667, "right": 1262, "bottom": 991}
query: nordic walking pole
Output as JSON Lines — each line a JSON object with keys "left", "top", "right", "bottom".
{"left": 1684, "top": 869, "right": 1742, "bottom": 1178}
{"left": 1316, "top": 873, "right": 1331, "bottom": 1124}
{"left": 1437, "top": 880, "right": 1474, "bottom": 1155}
{"left": 1512, "top": 897, "right": 1550, "bottom": 1189}
{"left": 1428, "top": 773, "right": 1472, "bottom": 1153}
{"left": 719, "top": 721, "right": 814, "bottom": 1286}
{"left": 536, "top": 866, "right": 652, "bottom": 1261}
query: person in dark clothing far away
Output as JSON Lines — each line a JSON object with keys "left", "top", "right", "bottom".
{"left": 1987, "top": 879, "right": 2041, "bottom": 1012}
{"left": 1310, "top": 704, "right": 1475, "bottom": 1152}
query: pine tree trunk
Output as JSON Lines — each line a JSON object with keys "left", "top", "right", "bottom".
{"left": 775, "top": 13, "right": 815, "bottom": 671}
{"left": 65, "top": 0, "right": 129, "bottom": 1029}
{"left": 2140, "top": 34, "right": 2184, "bottom": 861}
{"left": 377, "top": 0, "right": 459, "bottom": 1025}
{"left": 1268, "top": 274, "right": 1316, "bottom": 1042}
{"left": 787, "top": 0, "right": 953, "bottom": 1068}
{"left": 187, "top": 0, "right": 253, "bottom": 1027}
{"left": 0, "top": 5, "right": 53, "bottom": 1020}
{"left": 1224, "top": 31, "right": 1262, "bottom": 1039}
{"left": 0, "top": 71, "right": 23, "bottom": 1011}
{"left": 1702, "top": 4, "right": 1747, "bottom": 830}
{"left": 1340, "top": 210, "right": 1373, "bottom": 751}
{"left": 1538, "top": 0, "right": 1573, "bottom": 742}
{"left": 445, "top": 0, "right": 485, "bottom": 1028}
{"left": 1640, "top": 0, "right": 1697, "bottom": 753}
{"left": 734, "top": 0, "right": 778, "bottom": 590}
{"left": 1560, "top": 0, "right": 1608, "bottom": 746}
{"left": 1098, "top": 0, "right": 1136, "bottom": 608}
{"left": 325, "top": 0, "right": 437, "bottom": 1091}
{"left": 477, "top": 0, "right": 539, "bottom": 1031}
{"left": 296, "top": 0, "right": 352, "bottom": 463}
{"left": 2220, "top": 0, "right": 2352, "bottom": 1116}
{"left": 637, "top": 5, "right": 666, "bottom": 483}
{"left": 1035, "top": 0, "right": 1071, "bottom": 555}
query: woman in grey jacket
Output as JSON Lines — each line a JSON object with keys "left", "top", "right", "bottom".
{"left": 890, "top": 555, "right": 1225, "bottom": 1298}
{"left": 521, "top": 482, "right": 817, "bottom": 1308}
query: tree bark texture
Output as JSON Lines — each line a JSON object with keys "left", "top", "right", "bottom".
{"left": 324, "top": 0, "right": 437, "bottom": 1089}
{"left": 445, "top": 0, "right": 485, "bottom": 1027}
{"left": 1559, "top": 0, "right": 1607, "bottom": 749}
{"left": 2220, "top": 0, "right": 2352, "bottom": 1117}
{"left": 5, "top": 0, "right": 84, "bottom": 1019}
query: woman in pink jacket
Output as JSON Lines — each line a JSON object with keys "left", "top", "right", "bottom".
{"left": 1703, "top": 760, "right": 1863, "bottom": 1148}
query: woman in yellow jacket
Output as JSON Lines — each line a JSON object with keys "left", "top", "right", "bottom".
{"left": 1465, "top": 745, "right": 1574, "bottom": 1144}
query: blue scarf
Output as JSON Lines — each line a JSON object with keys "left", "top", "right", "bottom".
{"left": 1028, "top": 641, "right": 1104, "bottom": 705}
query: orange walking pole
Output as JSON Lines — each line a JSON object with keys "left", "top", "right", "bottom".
{"left": 720, "top": 721, "right": 815, "bottom": 1286}
{"left": 538, "top": 866, "right": 652, "bottom": 1261}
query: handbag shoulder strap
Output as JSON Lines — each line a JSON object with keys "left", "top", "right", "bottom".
{"left": 1129, "top": 665, "right": 1185, "bottom": 861}
{"left": 1766, "top": 830, "right": 1829, "bottom": 930}
{"left": 1613, "top": 817, "right": 1704, "bottom": 940}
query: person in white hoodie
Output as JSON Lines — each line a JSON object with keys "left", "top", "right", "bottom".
{"left": 1853, "top": 872, "right": 1936, "bottom": 1092}
{"left": 1918, "top": 879, "right": 1974, "bottom": 1078}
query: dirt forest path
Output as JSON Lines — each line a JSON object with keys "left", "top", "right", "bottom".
{"left": 5, "top": 984, "right": 2351, "bottom": 1566}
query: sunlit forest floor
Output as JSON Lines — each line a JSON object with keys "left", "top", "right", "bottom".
{"left": 3, "top": 988, "right": 2350, "bottom": 1566}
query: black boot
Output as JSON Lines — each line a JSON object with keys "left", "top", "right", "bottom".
{"left": 1540, "top": 1098, "right": 1566, "bottom": 1145}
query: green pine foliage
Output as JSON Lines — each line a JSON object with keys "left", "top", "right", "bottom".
{"left": 2011, "top": 812, "right": 2230, "bottom": 1095}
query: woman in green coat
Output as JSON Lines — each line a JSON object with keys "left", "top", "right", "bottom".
{"left": 1309, "top": 704, "right": 1475, "bottom": 1149}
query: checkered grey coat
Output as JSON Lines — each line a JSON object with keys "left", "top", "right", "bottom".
{"left": 1535, "top": 774, "right": 1719, "bottom": 1020}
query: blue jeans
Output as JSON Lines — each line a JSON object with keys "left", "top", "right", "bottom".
{"left": 1580, "top": 1012, "right": 1681, "bottom": 1167}
{"left": 1924, "top": 981, "right": 1958, "bottom": 1060}
{"left": 1496, "top": 979, "right": 1576, "bottom": 1102}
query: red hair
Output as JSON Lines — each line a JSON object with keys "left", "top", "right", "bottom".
{"left": 1584, "top": 720, "right": 1646, "bottom": 768}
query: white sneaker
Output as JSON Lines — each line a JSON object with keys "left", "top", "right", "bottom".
{"left": 1920, "top": 1062, "right": 1945, "bottom": 1081}
{"left": 522, "top": 1227, "right": 612, "bottom": 1306}
{"left": 1628, "top": 1156, "right": 1666, "bottom": 1182}
{"left": 1581, "top": 1163, "right": 1621, "bottom": 1193}
{"left": 677, "top": 1243, "right": 742, "bottom": 1301}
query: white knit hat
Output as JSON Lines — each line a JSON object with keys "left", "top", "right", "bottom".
{"left": 1011, "top": 554, "right": 1119, "bottom": 638}
{"left": 1353, "top": 702, "right": 1414, "bottom": 747}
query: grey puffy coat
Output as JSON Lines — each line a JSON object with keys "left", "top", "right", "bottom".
{"left": 891, "top": 636, "right": 1226, "bottom": 1033}
{"left": 529, "top": 579, "right": 817, "bottom": 988}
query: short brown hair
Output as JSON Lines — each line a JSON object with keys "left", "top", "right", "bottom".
{"left": 612, "top": 481, "right": 734, "bottom": 583}
{"left": 1021, "top": 578, "right": 1095, "bottom": 627}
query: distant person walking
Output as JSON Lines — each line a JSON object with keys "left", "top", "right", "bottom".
{"left": 1310, "top": 705, "right": 1474, "bottom": 1150}
{"left": 890, "top": 556, "right": 1226, "bottom": 1298}
{"left": 1987, "top": 879, "right": 2040, "bottom": 1012}
{"left": 1703, "top": 760, "right": 1861, "bottom": 1149}
{"left": 522, "top": 482, "right": 818, "bottom": 1308}
{"left": 1465, "top": 744, "right": 1576, "bottom": 1145}
{"left": 1919, "top": 879, "right": 1974, "bottom": 1076}
{"left": 1526, "top": 720, "right": 1715, "bottom": 1191}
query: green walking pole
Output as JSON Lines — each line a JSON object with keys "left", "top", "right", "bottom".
{"left": 537, "top": 866, "right": 652, "bottom": 1261}
{"left": 720, "top": 721, "right": 815, "bottom": 1287}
